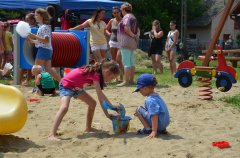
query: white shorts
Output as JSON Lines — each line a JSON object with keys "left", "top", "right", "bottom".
{"left": 91, "top": 44, "right": 108, "bottom": 51}
{"left": 109, "top": 41, "right": 120, "bottom": 49}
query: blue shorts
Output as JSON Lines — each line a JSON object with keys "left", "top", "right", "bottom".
{"left": 136, "top": 106, "right": 152, "bottom": 126}
{"left": 59, "top": 82, "right": 85, "bottom": 98}
{"left": 121, "top": 48, "right": 135, "bottom": 68}
{"left": 36, "top": 47, "right": 52, "bottom": 60}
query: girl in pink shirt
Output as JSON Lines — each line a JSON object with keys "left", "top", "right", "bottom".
{"left": 49, "top": 59, "right": 120, "bottom": 141}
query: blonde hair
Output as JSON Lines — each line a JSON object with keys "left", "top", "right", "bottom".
{"left": 121, "top": 2, "right": 132, "bottom": 13}
{"left": 35, "top": 8, "right": 50, "bottom": 25}
{"left": 32, "top": 65, "right": 42, "bottom": 75}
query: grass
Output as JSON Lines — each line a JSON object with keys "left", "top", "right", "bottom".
{"left": 1, "top": 53, "right": 240, "bottom": 110}
{"left": 220, "top": 95, "right": 240, "bottom": 109}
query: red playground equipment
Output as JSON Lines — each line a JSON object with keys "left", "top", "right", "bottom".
{"left": 174, "top": 0, "right": 237, "bottom": 99}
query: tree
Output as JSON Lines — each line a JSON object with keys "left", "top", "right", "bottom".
{"left": 123, "top": 0, "right": 207, "bottom": 38}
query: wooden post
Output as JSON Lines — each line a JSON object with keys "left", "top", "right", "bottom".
{"left": 203, "top": 0, "right": 234, "bottom": 66}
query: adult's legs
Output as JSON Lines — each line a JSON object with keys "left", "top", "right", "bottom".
{"left": 49, "top": 96, "right": 71, "bottom": 141}
{"left": 1, "top": 53, "right": 6, "bottom": 70}
{"left": 155, "top": 54, "right": 163, "bottom": 74}
{"left": 117, "top": 49, "right": 129, "bottom": 86}
{"left": 100, "top": 49, "right": 106, "bottom": 60}
{"left": 0, "top": 53, "right": 4, "bottom": 69}
{"left": 151, "top": 54, "right": 157, "bottom": 74}
{"left": 110, "top": 47, "right": 117, "bottom": 61}
{"left": 92, "top": 50, "right": 102, "bottom": 63}
{"left": 129, "top": 66, "right": 135, "bottom": 84}
{"left": 167, "top": 50, "right": 176, "bottom": 75}
{"left": 168, "top": 51, "right": 176, "bottom": 75}
{"left": 116, "top": 49, "right": 124, "bottom": 81}
{"left": 77, "top": 92, "right": 97, "bottom": 132}
{"left": 5, "top": 52, "right": 11, "bottom": 63}
{"left": 129, "top": 51, "right": 135, "bottom": 84}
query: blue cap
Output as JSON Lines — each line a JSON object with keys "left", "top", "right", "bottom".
{"left": 134, "top": 73, "right": 156, "bottom": 92}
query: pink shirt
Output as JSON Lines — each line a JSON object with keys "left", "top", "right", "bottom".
{"left": 60, "top": 17, "right": 71, "bottom": 30}
{"left": 61, "top": 68, "right": 100, "bottom": 90}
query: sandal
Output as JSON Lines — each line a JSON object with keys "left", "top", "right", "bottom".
{"left": 137, "top": 128, "right": 152, "bottom": 135}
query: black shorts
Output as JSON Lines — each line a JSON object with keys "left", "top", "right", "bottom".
{"left": 37, "top": 85, "right": 55, "bottom": 94}
{"left": 150, "top": 46, "right": 163, "bottom": 56}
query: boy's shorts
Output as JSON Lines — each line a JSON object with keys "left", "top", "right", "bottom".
{"left": 36, "top": 47, "right": 52, "bottom": 60}
{"left": 136, "top": 106, "right": 152, "bottom": 126}
{"left": 121, "top": 48, "right": 135, "bottom": 68}
{"left": 59, "top": 82, "right": 85, "bottom": 98}
{"left": 37, "top": 85, "right": 55, "bottom": 94}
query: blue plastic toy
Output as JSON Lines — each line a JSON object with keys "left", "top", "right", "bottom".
{"left": 102, "top": 101, "right": 126, "bottom": 118}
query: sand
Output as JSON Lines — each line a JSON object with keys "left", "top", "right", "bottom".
{"left": 0, "top": 83, "right": 240, "bottom": 158}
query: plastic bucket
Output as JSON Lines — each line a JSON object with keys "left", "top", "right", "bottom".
{"left": 112, "top": 116, "right": 131, "bottom": 134}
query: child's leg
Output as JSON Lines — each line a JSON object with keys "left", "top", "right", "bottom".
{"left": 44, "top": 60, "right": 61, "bottom": 82}
{"left": 49, "top": 96, "right": 71, "bottom": 140}
{"left": 77, "top": 92, "right": 96, "bottom": 132}
{"left": 135, "top": 106, "right": 151, "bottom": 128}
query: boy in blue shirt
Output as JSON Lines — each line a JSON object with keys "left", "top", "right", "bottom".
{"left": 134, "top": 73, "right": 170, "bottom": 138}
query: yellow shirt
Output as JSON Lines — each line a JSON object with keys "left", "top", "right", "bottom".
{"left": 87, "top": 19, "right": 107, "bottom": 45}
{"left": 5, "top": 31, "right": 12, "bottom": 51}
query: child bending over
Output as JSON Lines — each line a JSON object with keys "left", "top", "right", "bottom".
{"left": 49, "top": 59, "right": 120, "bottom": 141}
{"left": 134, "top": 73, "right": 170, "bottom": 138}
{"left": 32, "top": 65, "right": 56, "bottom": 96}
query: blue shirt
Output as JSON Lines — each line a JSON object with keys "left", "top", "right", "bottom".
{"left": 145, "top": 93, "right": 170, "bottom": 131}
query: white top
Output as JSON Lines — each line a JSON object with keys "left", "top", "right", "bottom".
{"left": 35, "top": 24, "right": 52, "bottom": 50}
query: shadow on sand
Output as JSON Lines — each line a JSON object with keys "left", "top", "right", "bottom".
{"left": 77, "top": 130, "right": 183, "bottom": 143}
{"left": 0, "top": 135, "right": 44, "bottom": 153}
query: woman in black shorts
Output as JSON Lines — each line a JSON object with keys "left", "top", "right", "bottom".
{"left": 149, "top": 20, "right": 164, "bottom": 74}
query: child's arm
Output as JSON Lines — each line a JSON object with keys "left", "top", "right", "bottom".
{"left": 28, "top": 33, "right": 49, "bottom": 44}
{"left": 93, "top": 80, "right": 115, "bottom": 119}
{"left": 148, "top": 114, "right": 158, "bottom": 138}
{"left": 35, "top": 74, "right": 42, "bottom": 86}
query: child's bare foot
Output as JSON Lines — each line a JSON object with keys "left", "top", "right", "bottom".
{"left": 116, "top": 82, "right": 129, "bottom": 87}
{"left": 84, "top": 127, "right": 98, "bottom": 133}
{"left": 48, "top": 135, "right": 60, "bottom": 141}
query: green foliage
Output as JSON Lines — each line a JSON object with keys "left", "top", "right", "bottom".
{"left": 220, "top": 95, "right": 240, "bottom": 109}
{"left": 236, "top": 32, "right": 240, "bottom": 47}
{"left": 0, "top": 9, "right": 24, "bottom": 21}
{"left": 125, "top": 0, "right": 207, "bottom": 38}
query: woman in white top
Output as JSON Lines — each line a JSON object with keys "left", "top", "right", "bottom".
{"left": 106, "top": 7, "right": 123, "bottom": 81}
{"left": 70, "top": 8, "right": 107, "bottom": 63}
{"left": 165, "top": 20, "right": 179, "bottom": 75}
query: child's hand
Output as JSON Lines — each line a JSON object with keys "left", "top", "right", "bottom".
{"left": 148, "top": 131, "right": 157, "bottom": 138}
{"left": 107, "top": 113, "right": 120, "bottom": 120}
{"left": 28, "top": 33, "right": 36, "bottom": 39}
